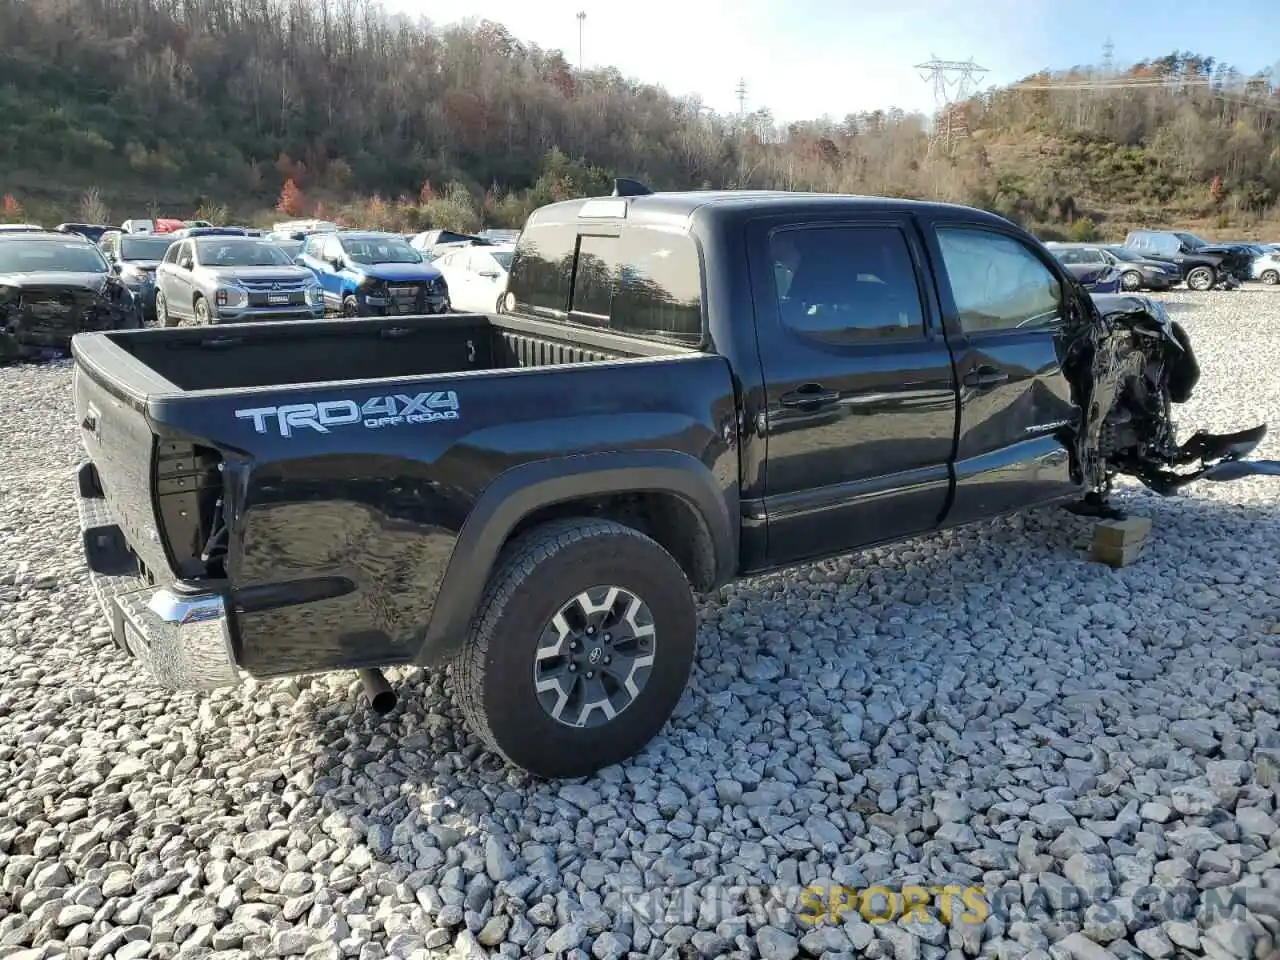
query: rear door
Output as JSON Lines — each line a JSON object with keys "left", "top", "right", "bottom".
{"left": 922, "top": 219, "right": 1082, "bottom": 527}
{"left": 747, "top": 215, "right": 959, "bottom": 566}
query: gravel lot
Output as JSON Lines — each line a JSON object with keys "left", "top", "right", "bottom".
{"left": 1, "top": 289, "right": 1278, "bottom": 960}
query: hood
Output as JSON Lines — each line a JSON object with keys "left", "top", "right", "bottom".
{"left": 1089, "top": 292, "right": 1174, "bottom": 335}
{"left": 1, "top": 272, "right": 136, "bottom": 366}
{"left": 0, "top": 271, "right": 111, "bottom": 293}
{"left": 352, "top": 261, "right": 443, "bottom": 282}
{"left": 204, "top": 265, "right": 314, "bottom": 283}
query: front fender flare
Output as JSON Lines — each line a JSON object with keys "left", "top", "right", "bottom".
{"left": 417, "top": 449, "right": 737, "bottom": 664}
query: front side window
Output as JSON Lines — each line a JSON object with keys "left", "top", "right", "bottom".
{"left": 936, "top": 227, "right": 1062, "bottom": 335}
{"left": 769, "top": 225, "right": 925, "bottom": 342}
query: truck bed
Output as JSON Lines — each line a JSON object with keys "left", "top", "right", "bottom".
{"left": 71, "top": 311, "right": 735, "bottom": 680}
{"left": 83, "top": 312, "right": 685, "bottom": 393}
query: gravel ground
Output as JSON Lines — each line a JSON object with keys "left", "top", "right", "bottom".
{"left": 1, "top": 288, "right": 1278, "bottom": 960}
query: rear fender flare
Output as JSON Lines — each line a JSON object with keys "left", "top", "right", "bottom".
{"left": 418, "top": 450, "right": 737, "bottom": 664}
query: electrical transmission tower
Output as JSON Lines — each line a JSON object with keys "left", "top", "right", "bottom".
{"left": 734, "top": 78, "right": 748, "bottom": 116}
{"left": 1101, "top": 38, "right": 1115, "bottom": 79}
{"left": 576, "top": 11, "right": 586, "bottom": 70}
{"left": 915, "top": 56, "right": 988, "bottom": 154}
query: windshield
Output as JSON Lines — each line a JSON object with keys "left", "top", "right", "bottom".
{"left": 341, "top": 236, "right": 423, "bottom": 265}
{"left": 491, "top": 251, "right": 513, "bottom": 270}
{"left": 197, "top": 239, "right": 294, "bottom": 267}
{"left": 1174, "top": 232, "right": 1207, "bottom": 251}
{"left": 274, "top": 239, "right": 304, "bottom": 258}
{"left": 0, "top": 239, "right": 108, "bottom": 274}
{"left": 120, "top": 236, "right": 174, "bottom": 260}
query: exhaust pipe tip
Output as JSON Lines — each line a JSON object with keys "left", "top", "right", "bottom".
{"left": 356, "top": 668, "right": 397, "bottom": 715}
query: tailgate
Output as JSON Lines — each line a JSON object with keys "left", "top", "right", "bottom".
{"left": 73, "top": 340, "right": 224, "bottom": 583}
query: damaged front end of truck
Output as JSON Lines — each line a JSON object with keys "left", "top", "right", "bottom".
{"left": 1062, "top": 292, "right": 1280, "bottom": 517}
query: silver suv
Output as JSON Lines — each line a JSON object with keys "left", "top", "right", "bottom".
{"left": 154, "top": 235, "right": 323, "bottom": 326}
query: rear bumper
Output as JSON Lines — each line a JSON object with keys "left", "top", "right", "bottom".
{"left": 75, "top": 460, "right": 242, "bottom": 691}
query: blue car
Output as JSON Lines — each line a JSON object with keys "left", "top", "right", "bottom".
{"left": 297, "top": 230, "right": 450, "bottom": 317}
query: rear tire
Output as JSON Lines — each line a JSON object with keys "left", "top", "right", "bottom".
{"left": 341, "top": 295, "right": 360, "bottom": 317}
{"left": 1186, "top": 266, "right": 1215, "bottom": 291}
{"left": 1120, "top": 271, "right": 1143, "bottom": 292}
{"left": 155, "top": 291, "right": 173, "bottom": 328}
{"left": 193, "top": 296, "right": 212, "bottom": 325}
{"left": 453, "top": 518, "right": 697, "bottom": 779}
{"left": 1262, "top": 270, "right": 1279, "bottom": 286}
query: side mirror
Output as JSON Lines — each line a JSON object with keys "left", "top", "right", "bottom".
{"left": 329, "top": 256, "right": 344, "bottom": 270}
{"left": 110, "top": 262, "right": 122, "bottom": 274}
{"left": 179, "top": 259, "right": 192, "bottom": 270}
{"left": 294, "top": 256, "right": 307, "bottom": 266}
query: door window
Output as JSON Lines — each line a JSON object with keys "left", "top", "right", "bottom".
{"left": 768, "top": 225, "right": 926, "bottom": 343}
{"left": 936, "top": 227, "right": 1062, "bottom": 335}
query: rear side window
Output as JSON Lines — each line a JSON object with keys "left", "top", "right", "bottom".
{"left": 508, "top": 224, "right": 703, "bottom": 344}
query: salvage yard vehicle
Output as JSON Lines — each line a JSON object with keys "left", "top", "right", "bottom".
{"left": 154, "top": 234, "right": 324, "bottom": 326}
{"left": 297, "top": 230, "right": 450, "bottom": 317}
{"left": 1, "top": 231, "right": 139, "bottom": 364}
{"left": 1044, "top": 244, "right": 1121, "bottom": 293}
{"left": 99, "top": 231, "right": 176, "bottom": 323}
{"left": 1123, "top": 229, "right": 1250, "bottom": 291}
{"left": 70, "top": 184, "right": 1280, "bottom": 779}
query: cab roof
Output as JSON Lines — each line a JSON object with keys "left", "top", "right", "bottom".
{"left": 524, "top": 187, "right": 1015, "bottom": 234}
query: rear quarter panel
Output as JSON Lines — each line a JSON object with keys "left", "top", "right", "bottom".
{"left": 152, "top": 353, "right": 738, "bottom": 677}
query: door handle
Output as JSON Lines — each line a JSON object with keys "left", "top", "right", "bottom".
{"left": 779, "top": 384, "right": 841, "bottom": 408}
{"left": 963, "top": 366, "right": 1009, "bottom": 388}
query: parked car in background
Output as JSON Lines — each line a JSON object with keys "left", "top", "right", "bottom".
{"left": 99, "top": 230, "right": 176, "bottom": 322}
{"left": 298, "top": 230, "right": 449, "bottom": 316}
{"left": 165, "top": 226, "right": 248, "bottom": 242}
{"left": 1046, "top": 245, "right": 1121, "bottom": 293}
{"left": 153, "top": 218, "right": 185, "bottom": 234}
{"left": 183, "top": 220, "right": 214, "bottom": 229}
{"left": 408, "top": 229, "right": 494, "bottom": 260}
{"left": 154, "top": 234, "right": 323, "bottom": 326}
{"left": 120, "top": 219, "right": 155, "bottom": 234}
{"left": 266, "top": 235, "right": 305, "bottom": 259}
{"left": 1123, "top": 230, "right": 1248, "bottom": 290}
{"left": 56, "top": 223, "right": 120, "bottom": 244}
{"left": 273, "top": 218, "right": 338, "bottom": 235}
{"left": 433, "top": 243, "right": 514, "bottom": 314}
{"left": 1094, "top": 245, "right": 1185, "bottom": 291}
{"left": 0, "top": 224, "right": 45, "bottom": 233}
{"left": 1251, "top": 248, "right": 1280, "bottom": 285}
{"left": 0, "top": 231, "right": 138, "bottom": 363}
{"left": 479, "top": 228, "right": 520, "bottom": 243}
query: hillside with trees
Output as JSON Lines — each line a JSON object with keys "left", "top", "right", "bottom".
{"left": 2, "top": 0, "right": 1279, "bottom": 239}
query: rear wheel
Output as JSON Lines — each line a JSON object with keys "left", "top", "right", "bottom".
{"left": 155, "top": 291, "right": 173, "bottom": 327}
{"left": 1186, "top": 266, "right": 1215, "bottom": 291}
{"left": 1261, "top": 270, "right": 1279, "bottom": 286}
{"left": 193, "top": 296, "right": 212, "bottom": 325}
{"left": 1120, "top": 271, "right": 1143, "bottom": 291}
{"left": 453, "top": 518, "right": 697, "bottom": 779}
{"left": 341, "top": 295, "right": 360, "bottom": 317}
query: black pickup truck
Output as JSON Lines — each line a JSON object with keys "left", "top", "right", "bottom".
{"left": 71, "top": 184, "right": 1280, "bottom": 779}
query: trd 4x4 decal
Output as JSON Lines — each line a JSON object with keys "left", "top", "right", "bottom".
{"left": 235, "top": 391, "right": 460, "bottom": 437}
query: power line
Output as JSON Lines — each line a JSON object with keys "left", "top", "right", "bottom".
{"left": 915, "top": 56, "right": 988, "bottom": 154}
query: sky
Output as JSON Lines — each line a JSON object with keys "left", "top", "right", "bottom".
{"left": 395, "top": 0, "right": 1280, "bottom": 123}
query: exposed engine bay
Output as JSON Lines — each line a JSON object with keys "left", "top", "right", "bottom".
{"left": 1063, "top": 293, "right": 1280, "bottom": 516}
{"left": 0, "top": 275, "right": 139, "bottom": 365}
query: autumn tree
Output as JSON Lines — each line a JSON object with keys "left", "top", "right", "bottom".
{"left": 1, "top": 194, "right": 23, "bottom": 222}
{"left": 277, "top": 179, "right": 305, "bottom": 216}
{"left": 1210, "top": 175, "right": 1225, "bottom": 206}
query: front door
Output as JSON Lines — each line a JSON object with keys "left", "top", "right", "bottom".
{"left": 749, "top": 216, "right": 959, "bottom": 567}
{"left": 924, "top": 221, "right": 1082, "bottom": 527}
